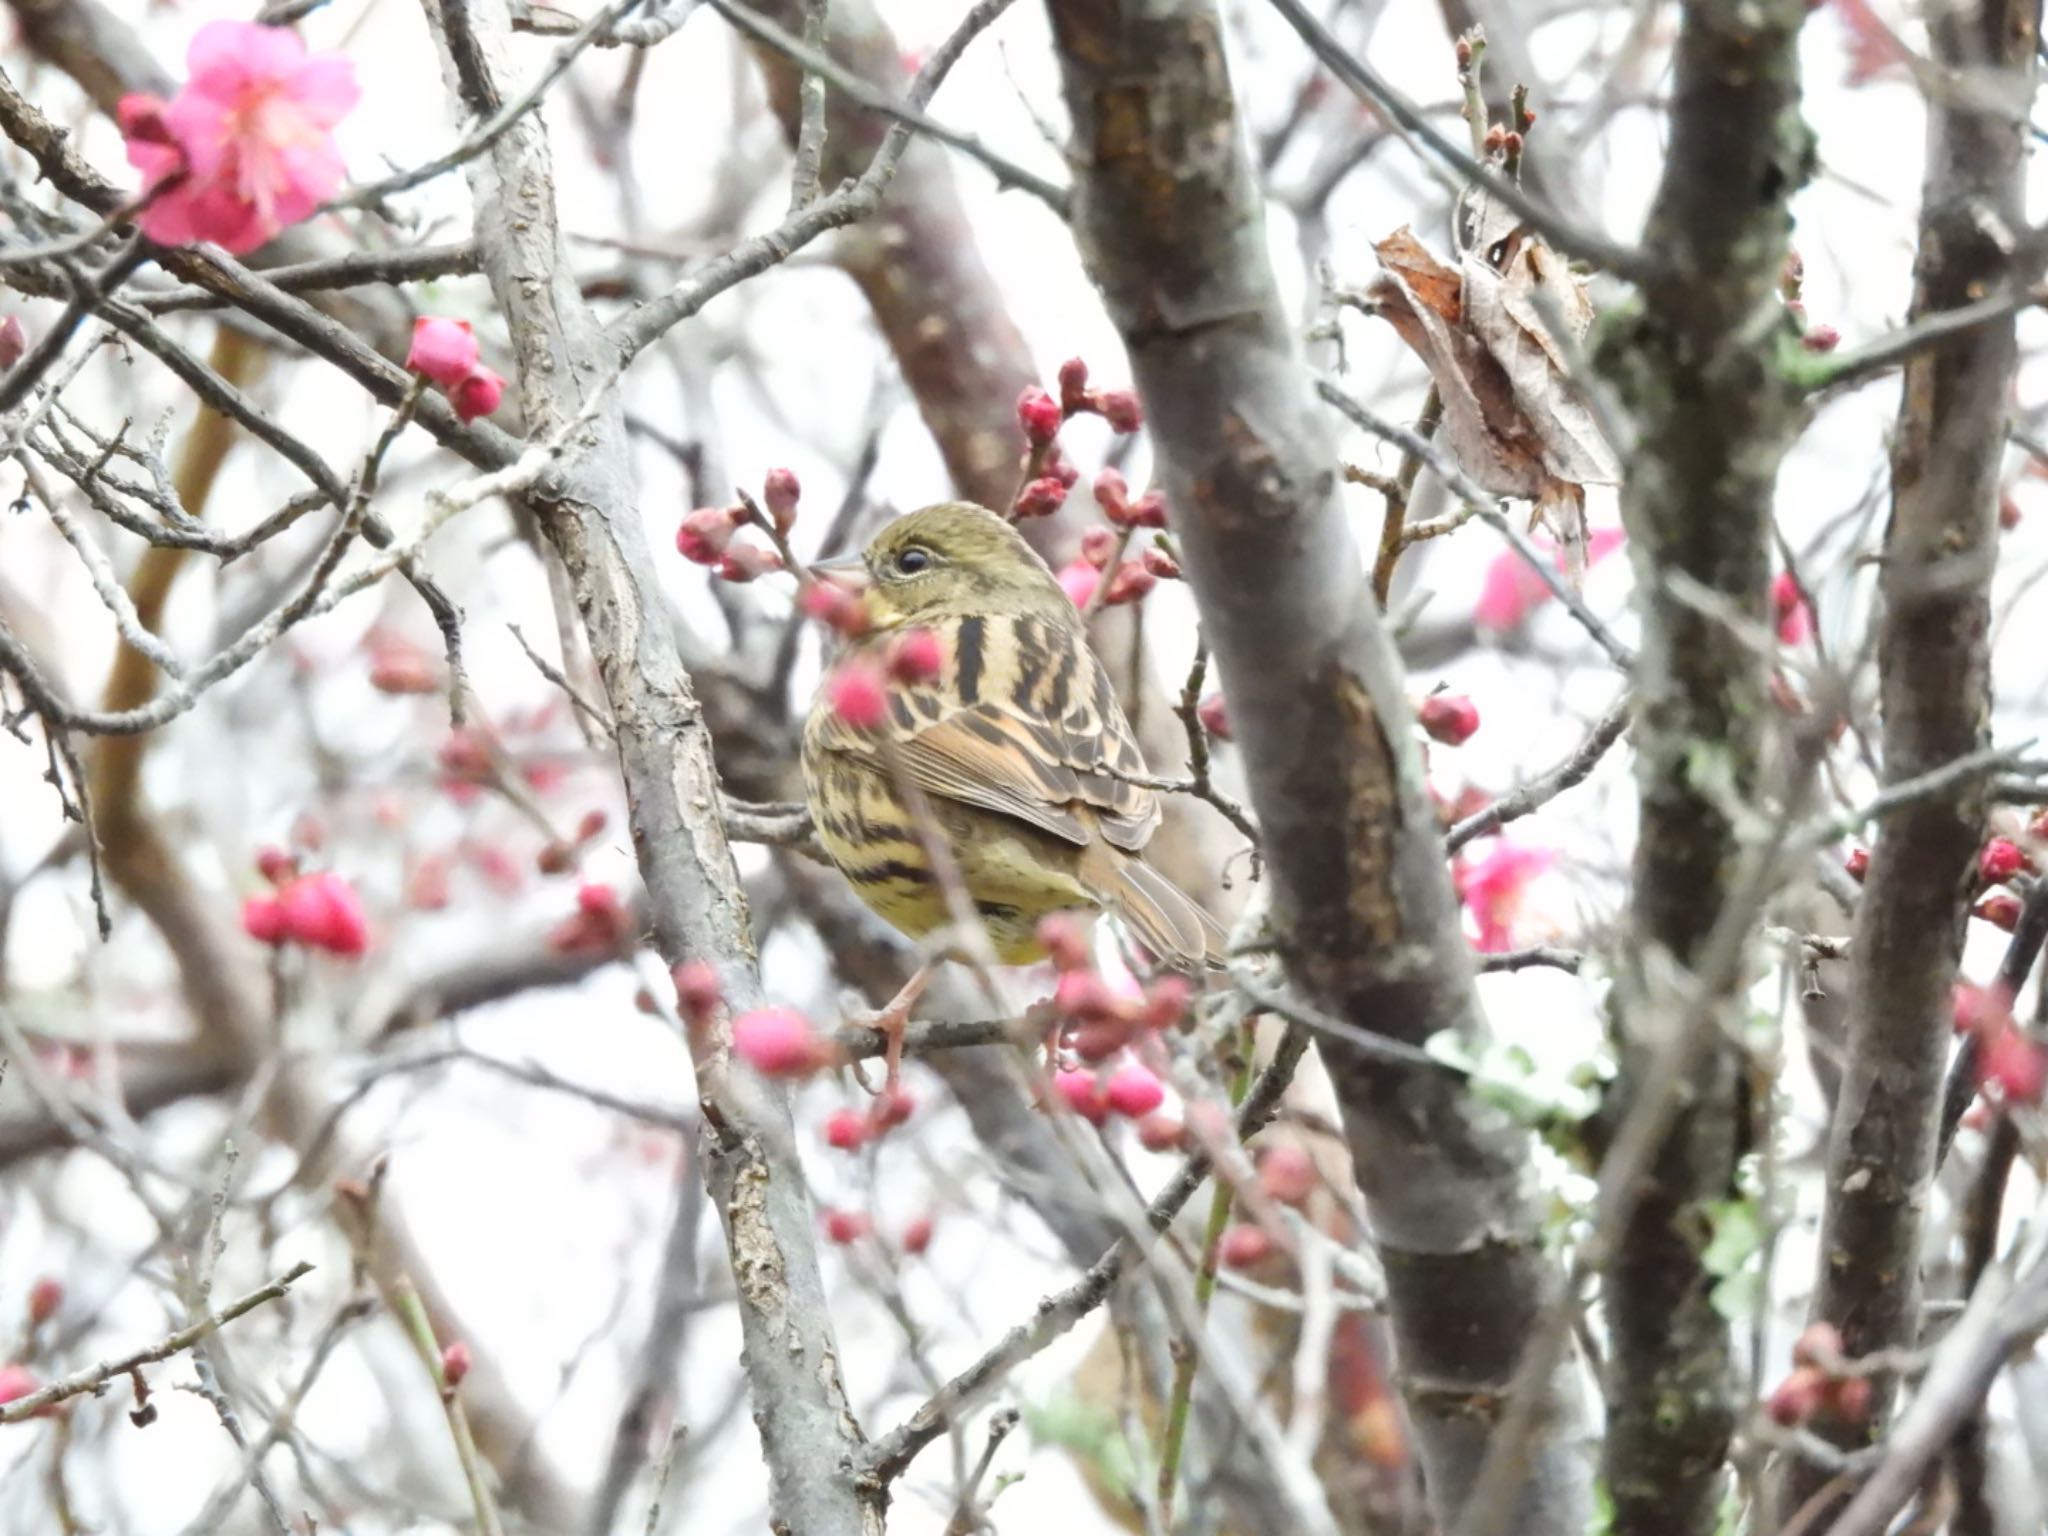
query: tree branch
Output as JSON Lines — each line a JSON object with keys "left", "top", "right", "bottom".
{"left": 1045, "top": 5, "right": 1592, "bottom": 1530}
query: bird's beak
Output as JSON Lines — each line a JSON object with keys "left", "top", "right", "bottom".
{"left": 808, "top": 552, "right": 870, "bottom": 593}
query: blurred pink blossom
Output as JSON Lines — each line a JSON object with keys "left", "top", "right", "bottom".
{"left": 1474, "top": 526, "right": 1625, "bottom": 633}
{"left": 120, "top": 20, "right": 358, "bottom": 255}
{"left": 1453, "top": 841, "right": 1553, "bottom": 952}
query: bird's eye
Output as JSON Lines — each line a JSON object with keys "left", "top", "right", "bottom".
{"left": 894, "top": 547, "right": 934, "bottom": 576}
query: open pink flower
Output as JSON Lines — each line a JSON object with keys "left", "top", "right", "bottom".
{"left": 1452, "top": 841, "right": 1553, "bottom": 952}
{"left": 1475, "top": 526, "right": 1626, "bottom": 633}
{"left": 121, "top": 20, "right": 358, "bottom": 255}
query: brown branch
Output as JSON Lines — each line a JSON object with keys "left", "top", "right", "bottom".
{"left": 1780, "top": 0, "right": 2038, "bottom": 1515}
{"left": 1045, "top": 5, "right": 1591, "bottom": 1531}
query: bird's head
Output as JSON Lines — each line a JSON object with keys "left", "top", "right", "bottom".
{"left": 820, "top": 502, "right": 1071, "bottom": 630}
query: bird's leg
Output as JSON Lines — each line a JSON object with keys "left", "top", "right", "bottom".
{"left": 858, "top": 961, "right": 933, "bottom": 1093}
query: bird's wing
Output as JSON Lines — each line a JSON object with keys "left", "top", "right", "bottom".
{"left": 812, "top": 612, "right": 1161, "bottom": 852}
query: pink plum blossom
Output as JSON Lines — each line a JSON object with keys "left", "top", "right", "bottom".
{"left": 121, "top": 21, "right": 358, "bottom": 256}
{"left": 1452, "top": 841, "right": 1553, "bottom": 952}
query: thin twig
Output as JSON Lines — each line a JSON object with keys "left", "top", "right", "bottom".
{"left": 0, "top": 1262, "right": 315, "bottom": 1424}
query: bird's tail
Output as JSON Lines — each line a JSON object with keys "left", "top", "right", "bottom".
{"left": 1082, "top": 846, "right": 1227, "bottom": 971}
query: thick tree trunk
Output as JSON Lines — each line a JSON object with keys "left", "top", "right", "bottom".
{"left": 1045, "top": 4, "right": 1592, "bottom": 1530}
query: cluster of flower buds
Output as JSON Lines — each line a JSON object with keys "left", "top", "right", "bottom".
{"left": 1034, "top": 913, "right": 1195, "bottom": 1132}
{"left": 1480, "top": 123, "right": 1525, "bottom": 160}
{"left": 406, "top": 317, "right": 508, "bottom": 424}
{"left": 1092, "top": 468, "right": 1168, "bottom": 531}
{"left": 1416, "top": 691, "right": 1480, "bottom": 747}
{"left": 816, "top": 1208, "right": 934, "bottom": 1253}
{"left": 1973, "top": 834, "right": 2034, "bottom": 932}
{"left": 820, "top": 1082, "right": 918, "bottom": 1153}
{"left": 676, "top": 470, "right": 801, "bottom": 581}
{"left": 1011, "top": 447, "right": 1082, "bottom": 522}
{"left": 547, "top": 880, "right": 634, "bottom": 955}
{"left": 1056, "top": 523, "right": 1166, "bottom": 611}
{"left": 1056, "top": 358, "right": 1144, "bottom": 434}
{"left": 242, "top": 858, "right": 370, "bottom": 957}
{"left": 1951, "top": 979, "right": 2047, "bottom": 1106}
{"left": 1766, "top": 1323, "right": 1874, "bottom": 1428}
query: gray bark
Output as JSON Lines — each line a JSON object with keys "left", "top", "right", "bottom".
{"left": 1044, "top": 3, "right": 1592, "bottom": 1530}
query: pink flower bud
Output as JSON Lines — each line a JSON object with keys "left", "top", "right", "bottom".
{"left": 256, "top": 846, "right": 296, "bottom": 884}
{"left": 1079, "top": 527, "right": 1118, "bottom": 568}
{"left": 1102, "top": 562, "right": 1156, "bottom": 607}
{"left": 1054, "top": 969, "right": 1121, "bottom": 1026}
{"left": 1980, "top": 837, "right": 2026, "bottom": 885}
{"left": 1070, "top": 1020, "right": 1135, "bottom": 1062}
{"left": 732, "top": 1008, "right": 827, "bottom": 1077}
{"left": 1142, "top": 975, "right": 1193, "bottom": 1032}
{"left": 1130, "top": 491, "right": 1168, "bottom": 529}
{"left": 577, "top": 809, "right": 608, "bottom": 842}
{"left": 1418, "top": 693, "right": 1480, "bottom": 747}
{"left": 245, "top": 895, "right": 288, "bottom": 949}
{"left": 1981, "top": 1025, "right": 2047, "bottom": 1105}
{"left": 278, "top": 872, "right": 369, "bottom": 957}
{"left": 1105, "top": 1063, "right": 1165, "bottom": 1118}
{"left": 0, "top": 315, "right": 25, "bottom": 372}
{"left": 1053, "top": 1067, "right": 1110, "bottom": 1125}
{"left": 448, "top": 366, "right": 506, "bottom": 423}
{"left": 1843, "top": 847, "right": 1869, "bottom": 882}
{"left": 823, "top": 1208, "right": 871, "bottom": 1245}
{"left": 1827, "top": 1375, "right": 1872, "bottom": 1424}
{"left": 1801, "top": 324, "right": 1841, "bottom": 353}
{"left": 1976, "top": 893, "right": 2023, "bottom": 932}
{"left": 440, "top": 1341, "right": 471, "bottom": 1388}
{"left": 823, "top": 1108, "right": 868, "bottom": 1151}
{"left": 1017, "top": 387, "right": 1062, "bottom": 447}
{"left": 1097, "top": 390, "right": 1143, "bottom": 434}
{"left": 762, "top": 467, "right": 801, "bottom": 533}
{"left": 1767, "top": 1365, "right": 1828, "bottom": 1427}
{"left": 1217, "top": 1224, "right": 1273, "bottom": 1269}
{"left": 369, "top": 648, "right": 441, "bottom": 695}
{"left": 1953, "top": 982, "right": 1993, "bottom": 1036}
{"left": 1197, "top": 693, "right": 1231, "bottom": 740}
{"left": 1013, "top": 476, "right": 1069, "bottom": 519}
{"left": 0, "top": 1364, "right": 41, "bottom": 1410}
{"left": 406, "top": 317, "right": 480, "bottom": 388}
{"left": 1057, "top": 357, "right": 1091, "bottom": 411}
{"left": 716, "top": 544, "right": 784, "bottom": 583}
{"left": 1772, "top": 571, "right": 1813, "bottom": 645}
{"left": 873, "top": 1084, "right": 917, "bottom": 1129}
{"left": 576, "top": 881, "right": 619, "bottom": 917}
{"left": 800, "top": 580, "right": 871, "bottom": 638}
{"left": 1791, "top": 1321, "right": 1843, "bottom": 1368}
{"left": 1046, "top": 449, "right": 1080, "bottom": 488}
{"left": 676, "top": 507, "right": 741, "bottom": 565}
{"left": 1057, "top": 559, "right": 1099, "bottom": 610}
{"left": 1093, "top": 467, "right": 1130, "bottom": 521}
{"left": 827, "top": 659, "right": 889, "bottom": 731}
{"left": 888, "top": 628, "right": 944, "bottom": 684}
{"left": 1137, "top": 1113, "right": 1186, "bottom": 1152}
{"left": 672, "top": 961, "right": 722, "bottom": 1025}
{"left": 1141, "top": 547, "right": 1181, "bottom": 580}
{"left": 1035, "top": 912, "right": 1091, "bottom": 972}
{"left": 2000, "top": 496, "right": 2023, "bottom": 531}
{"left": 27, "top": 1279, "right": 62, "bottom": 1327}
{"left": 900, "top": 1214, "right": 935, "bottom": 1255}
{"left": 1258, "top": 1145, "right": 1317, "bottom": 1206}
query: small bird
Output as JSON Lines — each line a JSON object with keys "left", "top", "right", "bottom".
{"left": 801, "top": 502, "right": 1223, "bottom": 1074}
